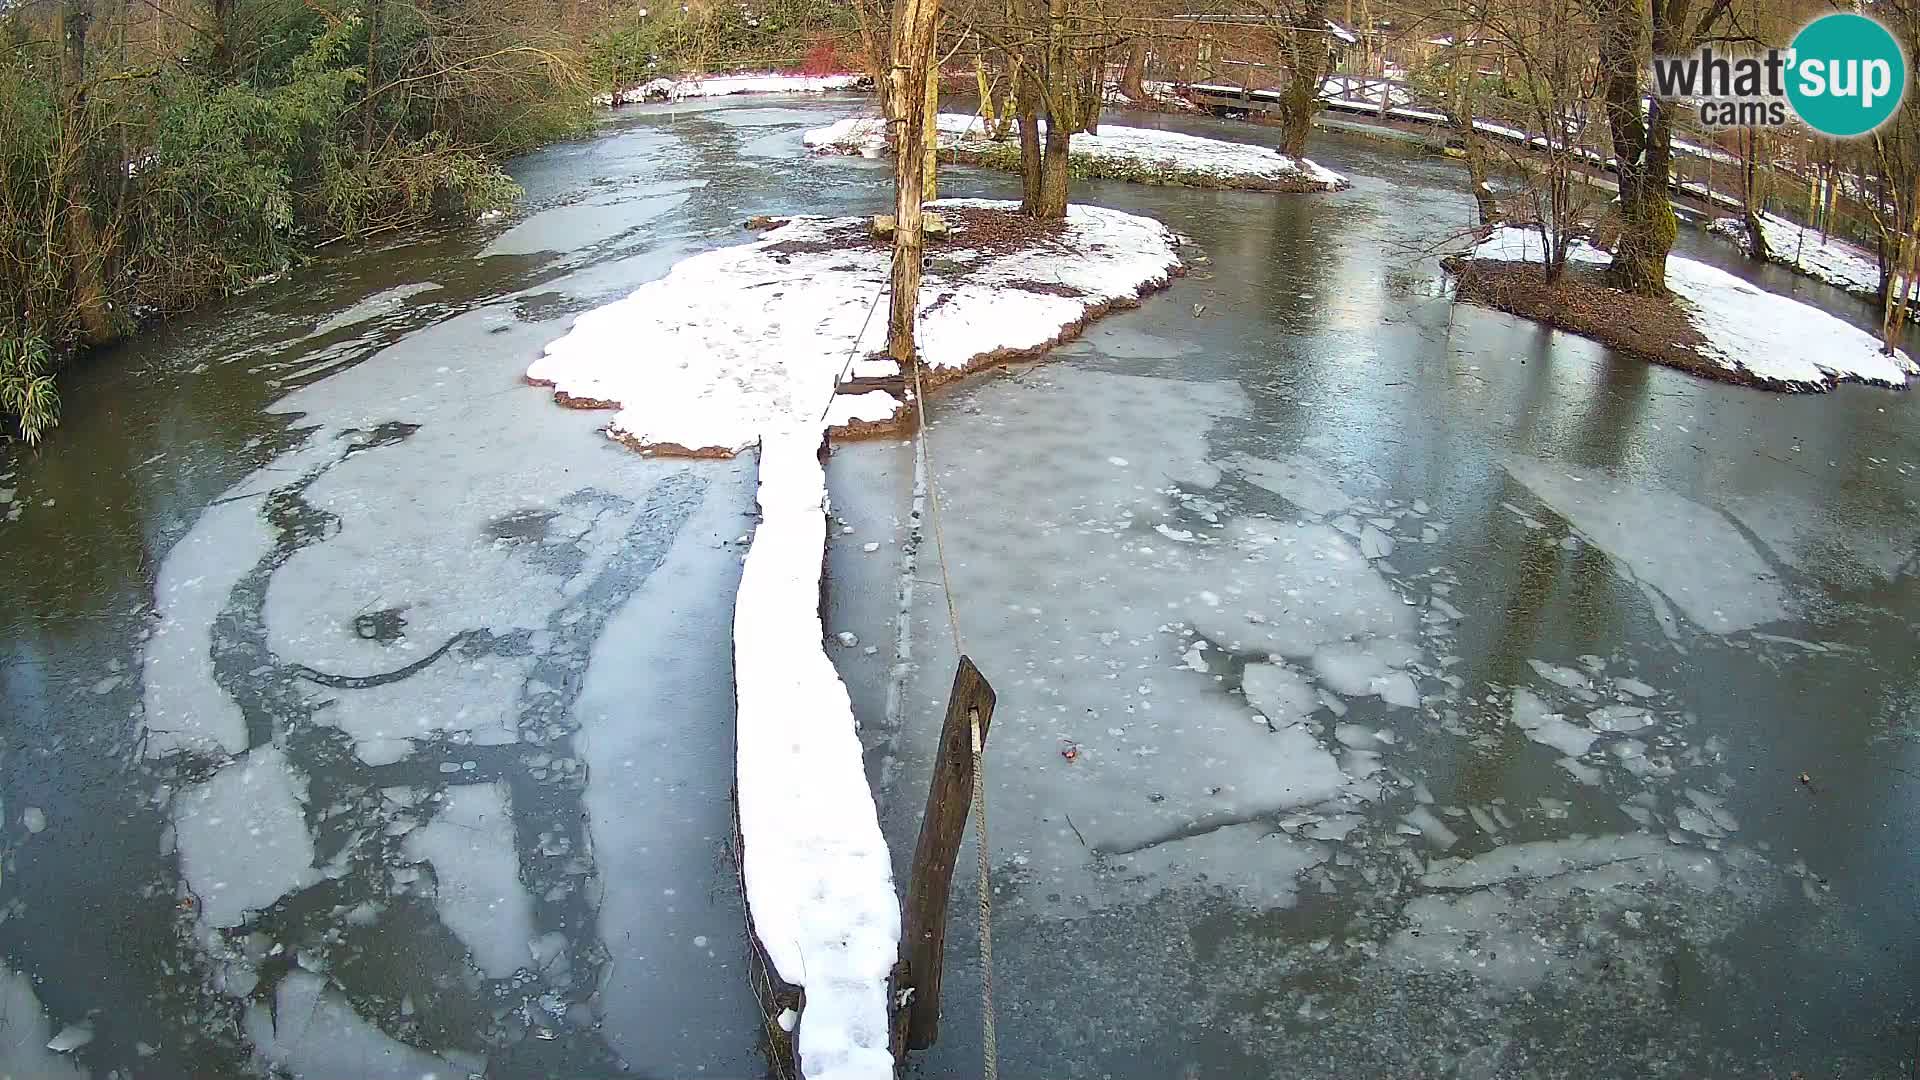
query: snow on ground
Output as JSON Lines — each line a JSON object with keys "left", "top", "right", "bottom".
{"left": 532, "top": 200, "right": 1180, "bottom": 1079}
{"left": 1467, "top": 226, "right": 1916, "bottom": 390}
{"left": 1104, "top": 79, "right": 1199, "bottom": 111}
{"left": 1706, "top": 212, "right": 1915, "bottom": 302}
{"left": 142, "top": 497, "right": 271, "bottom": 759}
{"left": 803, "top": 113, "right": 1348, "bottom": 191}
{"left": 599, "top": 72, "right": 869, "bottom": 107}
{"left": 529, "top": 200, "right": 1183, "bottom": 453}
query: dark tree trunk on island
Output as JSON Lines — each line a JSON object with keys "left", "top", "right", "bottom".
{"left": 1120, "top": 37, "right": 1148, "bottom": 101}
{"left": 1017, "top": 110, "right": 1043, "bottom": 214}
{"left": 1740, "top": 129, "right": 1771, "bottom": 262}
{"left": 1276, "top": 0, "right": 1331, "bottom": 159}
{"left": 1035, "top": 122, "right": 1072, "bottom": 220}
{"left": 1594, "top": 0, "right": 1671, "bottom": 295}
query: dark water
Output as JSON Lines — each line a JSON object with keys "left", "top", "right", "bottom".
{"left": 0, "top": 97, "right": 1913, "bottom": 1079}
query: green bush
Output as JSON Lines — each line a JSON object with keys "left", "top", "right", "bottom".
{"left": 0, "top": 331, "right": 58, "bottom": 445}
{"left": 0, "top": 2, "right": 589, "bottom": 443}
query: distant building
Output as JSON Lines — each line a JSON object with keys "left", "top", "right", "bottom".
{"left": 1159, "top": 14, "right": 1361, "bottom": 92}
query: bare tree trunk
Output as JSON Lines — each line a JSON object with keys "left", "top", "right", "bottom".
{"left": 1120, "top": 36, "right": 1148, "bottom": 101}
{"left": 1016, "top": 70, "right": 1044, "bottom": 215}
{"left": 1277, "top": 0, "right": 1331, "bottom": 159}
{"left": 1035, "top": 122, "right": 1071, "bottom": 220}
{"left": 210, "top": 0, "right": 234, "bottom": 73}
{"left": 1883, "top": 176, "right": 1919, "bottom": 355}
{"left": 886, "top": 0, "right": 939, "bottom": 366}
{"left": 362, "top": 0, "right": 383, "bottom": 157}
{"left": 1740, "top": 128, "right": 1770, "bottom": 262}
{"left": 62, "top": 0, "right": 93, "bottom": 85}
{"left": 922, "top": 50, "right": 940, "bottom": 200}
{"left": 856, "top": 0, "right": 892, "bottom": 115}
{"left": 1593, "top": 0, "right": 1669, "bottom": 295}
{"left": 1446, "top": 29, "right": 1496, "bottom": 225}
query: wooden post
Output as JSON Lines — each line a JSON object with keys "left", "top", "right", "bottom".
{"left": 887, "top": 0, "right": 940, "bottom": 368}
{"left": 923, "top": 44, "right": 941, "bottom": 201}
{"left": 899, "top": 655, "right": 995, "bottom": 1051}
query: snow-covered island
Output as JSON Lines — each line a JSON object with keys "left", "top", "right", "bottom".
{"left": 529, "top": 199, "right": 1184, "bottom": 454}
{"left": 1447, "top": 226, "right": 1916, "bottom": 392}
{"left": 596, "top": 71, "right": 871, "bottom": 107}
{"left": 804, "top": 113, "right": 1350, "bottom": 192}
{"left": 528, "top": 199, "right": 1180, "bottom": 1080}
{"left": 1706, "top": 212, "right": 1918, "bottom": 303}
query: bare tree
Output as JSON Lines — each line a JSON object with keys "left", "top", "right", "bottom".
{"left": 1868, "top": 0, "right": 1919, "bottom": 353}
{"left": 1476, "top": 0, "right": 1603, "bottom": 280}
{"left": 961, "top": 0, "right": 1116, "bottom": 219}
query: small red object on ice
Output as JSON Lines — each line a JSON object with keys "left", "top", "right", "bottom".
{"left": 1060, "top": 741, "right": 1079, "bottom": 763}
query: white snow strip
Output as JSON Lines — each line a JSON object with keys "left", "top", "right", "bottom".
{"left": 1707, "top": 212, "right": 1917, "bottom": 302}
{"left": 804, "top": 113, "right": 1348, "bottom": 190}
{"left": 601, "top": 72, "right": 870, "bottom": 106}
{"left": 735, "top": 430, "right": 897, "bottom": 1080}
{"left": 530, "top": 200, "right": 1182, "bottom": 453}
{"left": 1466, "top": 226, "right": 1916, "bottom": 390}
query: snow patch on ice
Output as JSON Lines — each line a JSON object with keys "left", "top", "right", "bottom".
{"left": 246, "top": 970, "right": 480, "bottom": 1078}
{"left": 402, "top": 782, "right": 535, "bottom": 980}
{"left": 1230, "top": 452, "right": 1352, "bottom": 517}
{"left": 0, "top": 963, "right": 85, "bottom": 1078}
{"left": 1504, "top": 456, "right": 1788, "bottom": 633}
{"left": 174, "top": 745, "right": 320, "bottom": 928}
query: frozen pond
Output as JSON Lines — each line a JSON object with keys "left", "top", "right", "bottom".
{"left": 828, "top": 117, "right": 1920, "bottom": 1076}
{"left": 0, "top": 96, "right": 1914, "bottom": 1078}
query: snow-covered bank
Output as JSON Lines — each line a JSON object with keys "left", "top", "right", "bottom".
{"left": 1706, "top": 213, "right": 1915, "bottom": 303}
{"left": 803, "top": 113, "right": 1348, "bottom": 192}
{"left": 529, "top": 199, "right": 1181, "bottom": 1078}
{"left": 597, "top": 72, "right": 870, "bottom": 107}
{"left": 529, "top": 200, "right": 1185, "bottom": 453}
{"left": 1455, "top": 227, "right": 1915, "bottom": 391}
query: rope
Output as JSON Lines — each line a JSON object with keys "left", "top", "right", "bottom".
{"left": 907, "top": 290, "right": 994, "bottom": 1080}
{"left": 818, "top": 285, "right": 890, "bottom": 426}
{"left": 970, "top": 706, "right": 996, "bottom": 1080}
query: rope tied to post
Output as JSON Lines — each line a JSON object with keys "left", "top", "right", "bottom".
{"left": 910, "top": 313, "right": 996, "bottom": 1080}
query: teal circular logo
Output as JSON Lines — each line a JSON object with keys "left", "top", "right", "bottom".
{"left": 1787, "top": 13, "right": 1907, "bottom": 137}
